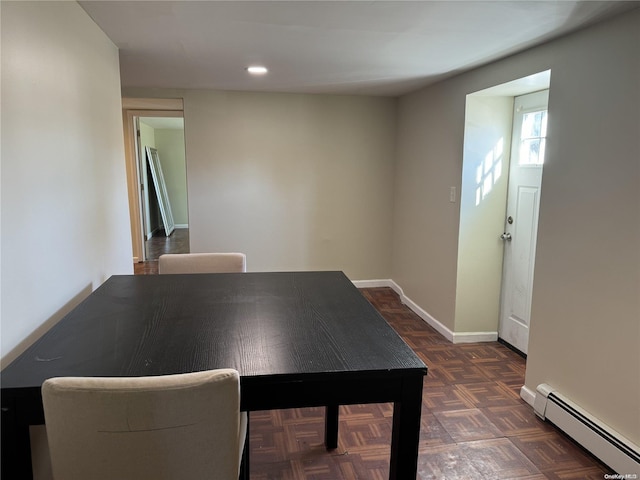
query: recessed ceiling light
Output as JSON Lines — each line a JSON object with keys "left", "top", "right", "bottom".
{"left": 247, "top": 65, "right": 268, "bottom": 75}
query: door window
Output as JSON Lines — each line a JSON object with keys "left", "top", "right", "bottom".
{"left": 518, "top": 109, "right": 548, "bottom": 165}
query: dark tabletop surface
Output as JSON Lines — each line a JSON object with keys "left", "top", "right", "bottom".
{"left": 1, "top": 271, "right": 426, "bottom": 389}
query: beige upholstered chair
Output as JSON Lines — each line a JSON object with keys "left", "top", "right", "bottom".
{"left": 159, "top": 253, "right": 247, "bottom": 274}
{"left": 42, "top": 369, "right": 247, "bottom": 480}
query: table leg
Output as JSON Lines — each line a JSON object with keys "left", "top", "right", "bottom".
{"left": 324, "top": 404, "right": 339, "bottom": 450}
{"left": 388, "top": 376, "right": 424, "bottom": 480}
{"left": 239, "top": 412, "right": 250, "bottom": 480}
{"left": 1, "top": 411, "right": 34, "bottom": 479}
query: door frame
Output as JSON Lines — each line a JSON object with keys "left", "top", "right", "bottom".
{"left": 455, "top": 71, "right": 550, "bottom": 346}
{"left": 122, "top": 98, "right": 184, "bottom": 263}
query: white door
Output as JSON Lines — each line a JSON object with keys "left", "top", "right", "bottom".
{"left": 499, "top": 90, "right": 549, "bottom": 354}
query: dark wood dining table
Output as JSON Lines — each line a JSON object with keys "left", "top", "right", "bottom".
{"left": 1, "top": 271, "right": 427, "bottom": 479}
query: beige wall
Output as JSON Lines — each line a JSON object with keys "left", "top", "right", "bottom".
{"left": 455, "top": 95, "right": 513, "bottom": 333}
{"left": 392, "top": 80, "right": 466, "bottom": 331}
{"left": 525, "top": 11, "right": 639, "bottom": 445}
{"left": 154, "top": 128, "right": 188, "bottom": 226}
{"left": 1, "top": 2, "right": 133, "bottom": 362}
{"left": 393, "top": 9, "right": 640, "bottom": 443}
{"left": 123, "top": 88, "right": 398, "bottom": 280}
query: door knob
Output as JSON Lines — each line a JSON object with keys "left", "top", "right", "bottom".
{"left": 500, "top": 232, "right": 512, "bottom": 241}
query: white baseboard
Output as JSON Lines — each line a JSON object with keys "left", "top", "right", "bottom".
{"left": 352, "top": 279, "right": 394, "bottom": 289}
{"left": 520, "top": 384, "right": 537, "bottom": 406}
{"left": 352, "top": 278, "right": 498, "bottom": 344}
{"left": 148, "top": 225, "right": 188, "bottom": 237}
{"left": 390, "top": 280, "right": 456, "bottom": 342}
{"left": 453, "top": 331, "right": 499, "bottom": 343}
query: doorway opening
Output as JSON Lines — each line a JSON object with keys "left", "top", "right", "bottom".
{"left": 122, "top": 99, "right": 190, "bottom": 270}
{"left": 455, "top": 70, "right": 551, "bottom": 360}
{"left": 499, "top": 90, "right": 549, "bottom": 355}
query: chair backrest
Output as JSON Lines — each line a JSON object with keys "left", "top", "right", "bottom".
{"left": 159, "top": 253, "right": 246, "bottom": 274}
{"left": 42, "top": 369, "right": 246, "bottom": 480}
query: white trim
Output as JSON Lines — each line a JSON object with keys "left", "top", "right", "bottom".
{"left": 147, "top": 225, "right": 190, "bottom": 237}
{"left": 394, "top": 282, "right": 455, "bottom": 343}
{"left": 351, "top": 279, "right": 393, "bottom": 288}
{"left": 352, "top": 278, "right": 499, "bottom": 344}
{"left": 520, "top": 384, "right": 537, "bottom": 406}
{"left": 147, "top": 226, "right": 161, "bottom": 239}
{"left": 122, "top": 97, "right": 184, "bottom": 110}
{"left": 452, "top": 331, "right": 498, "bottom": 343}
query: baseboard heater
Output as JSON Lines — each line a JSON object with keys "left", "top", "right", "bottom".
{"left": 534, "top": 384, "right": 640, "bottom": 475}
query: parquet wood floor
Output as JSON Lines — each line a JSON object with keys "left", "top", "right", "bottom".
{"left": 131, "top": 260, "right": 614, "bottom": 479}
{"left": 133, "top": 227, "right": 189, "bottom": 274}
{"left": 248, "top": 288, "right": 613, "bottom": 480}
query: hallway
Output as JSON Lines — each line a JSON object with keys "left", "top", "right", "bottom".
{"left": 133, "top": 228, "right": 189, "bottom": 274}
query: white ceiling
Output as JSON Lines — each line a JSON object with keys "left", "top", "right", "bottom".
{"left": 80, "top": 1, "right": 638, "bottom": 96}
